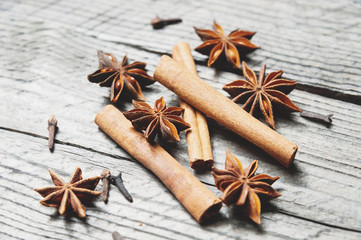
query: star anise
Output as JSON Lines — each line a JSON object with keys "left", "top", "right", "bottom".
{"left": 212, "top": 149, "right": 281, "bottom": 224}
{"left": 123, "top": 97, "right": 190, "bottom": 142}
{"left": 223, "top": 61, "right": 301, "bottom": 129}
{"left": 34, "top": 167, "right": 101, "bottom": 218}
{"left": 88, "top": 50, "right": 154, "bottom": 103}
{"left": 194, "top": 21, "right": 259, "bottom": 68}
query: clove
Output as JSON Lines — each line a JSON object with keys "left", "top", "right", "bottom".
{"left": 110, "top": 172, "right": 133, "bottom": 203}
{"left": 112, "top": 231, "right": 125, "bottom": 240}
{"left": 47, "top": 116, "right": 58, "bottom": 151}
{"left": 151, "top": 16, "right": 182, "bottom": 29}
{"left": 100, "top": 169, "right": 111, "bottom": 203}
{"left": 300, "top": 111, "right": 333, "bottom": 125}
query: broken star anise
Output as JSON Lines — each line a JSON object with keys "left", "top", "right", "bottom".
{"left": 123, "top": 97, "right": 190, "bottom": 142}
{"left": 34, "top": 167, "right": 101, "bottom": 218}
{"left": 194, "top": 21, "right": 259, "bottom": 68}
{"left": 223, "top": 61, "right": 301, "bottom": 129}
{"left": 88, "top": 50, "right": 154, "bottom": 103}
{"left": 212, "top": 149, "right": 281, "bottom": 224}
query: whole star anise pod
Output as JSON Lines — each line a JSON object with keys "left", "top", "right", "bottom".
{"left": 88, "top": 50, "right": 154, "bottom": 103}
{"left": 223, "top": 61, "right": 302, "bottom": 129}
{"left": 34, "top": 167, "right": 101, "bottom": 218}
{"left": 194, "top": 21, "right": 259, "bottom": 68}
{"left": 212, "top": 149, "right": 281, "bottom": 224}
{"left": 123, "top": 97, "right": 190, "bottom": 142}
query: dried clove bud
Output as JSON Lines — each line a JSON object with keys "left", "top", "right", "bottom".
{"left": 100, "top": 169, "right": 111, "bottom": 203}
{"left": 47, "top": 116, "right": 58, "bottom": 151}
{"left": 112, "top": 231, "right": 125, "bottom": 240}
{"left": 300, "top": 111, "right": 333, "bottom": 125}
{"left": 110, "top": 172, "right": 133, "bottom": 203}
{"left": 151, "top": 16, "right": 182, "bottom": 29}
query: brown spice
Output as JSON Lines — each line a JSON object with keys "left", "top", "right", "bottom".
{"left": 110, "top": 172, "right": 133, "bottom": 203}
{"left": 47, "top": 115, "right": 57, "bottom": 151}
{"left": 34, "top": 167, "right": 101, "bottom": 218}
{"left": 88, "top": 51, "right": 154, "bottom": 103}
{"left": 95, "top": 105, "right": 222, "bottom": 223}
{"left": 223, "top": 62, "right": 301, "bottom": 129}
{"left": 300, "top": 111, "right": 333, "bottom": 125}
{"left": 151, "top": 16, "right": 182, "bottom": 29}
{"left": 100, "top": 170, "right": 133, "bottom": 203}
{"left": 154, "top": 55, "right": 298, "bottom": 167}
{"left": 123, "top": 97, "right": 190, "bottom": 142}
{"left": 172, "top": 41, "right": 214, "bottom": 169}
{"left": 212, "top": 149, "right": 281, "bottom": 224}
{"left": 100, "top": 169, "right": 111, "bottom": 203}
{"left": 194, "top": 21, "right": 259, "bottom": 68}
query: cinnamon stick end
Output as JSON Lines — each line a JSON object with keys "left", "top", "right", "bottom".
{"left": 190, "top": 159, "right": 214, "bottom": 170}
{"left": 198, "top": 199, "right": 222, "bottom": 224}
{"left": 281, "top": 145, "right": 298, "bottom": 168}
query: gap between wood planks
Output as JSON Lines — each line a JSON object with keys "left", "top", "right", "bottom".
{"left": 1, "top": 125, "right": 360, "bottom": 234}
{"left": 87, "top": 34, "right": 361, "bottom": 106}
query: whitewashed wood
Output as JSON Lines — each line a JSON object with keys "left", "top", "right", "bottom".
{"left": 0, "top": 130, "right": 360, "bottom": 240}
{"left": 0, "top": 35, "right": 360, "bottom": 235}
{"left": 2, "top": 0, "right": 359, "bottom": 103}
{"left": 1, "top": 0, "right": 361, "bottom": 239}
{"left": 0, "top": 13, "right": 361, "bottom": 231}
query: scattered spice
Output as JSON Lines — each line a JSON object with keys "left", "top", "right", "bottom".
{"left": 212, "top": 149, "right": 281, "bottom": 224}
{"left": 100, "top": 169, "right": 111, "bottom": 203}
{"left": 300, "top": 111, "right": 333, "bottom": 125}
{"left": 110, "top": 172, "right": 133, "bottom": 203}
{"left": 123, "top": 97, "right": 190, "bottom": 142}
{"left": 47, "top": 115, "right": 58, "bottom": 151}
{"left": 88, "top": 51, "right": 154, "bottom": 103}
{"left": 112, "top": 231, "right": 125, "bottom": 240}
{"left": 34, "top": 167, "right": 101, "bottom": 218}
{"left": 100, "top": 169, "right": 133, "bottom": 203}
{"left": 151, "top": 16, "right": 182, "bottom": 29}
{"left": 154, "top": 56, "right": 298, "bottom": 167}
{"left": 194, "top": 21, "right": 259, "bottom": 68}
{"left": 223, "top": 61, "right": 302, "bottom": 129}
{"left": 95, "top": 105, "right": 222, "bottom": 223}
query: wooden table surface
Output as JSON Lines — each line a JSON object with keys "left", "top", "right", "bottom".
{"left": 1, "top": 0, "right": 360, "bottom": 239}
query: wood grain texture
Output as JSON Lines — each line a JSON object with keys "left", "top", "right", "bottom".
{"left": 0, "top": 0, "right": 361, "bottom": 239}
{"left": 1, "top": 130, "right": 360, "bottom": 240}
{"left": 3, "top": 0, "right": 358, "bottom": 103}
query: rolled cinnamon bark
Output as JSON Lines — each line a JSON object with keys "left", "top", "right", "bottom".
{"left": 172, "top": 42, "right": 214, "bottom": 169}
{"left": 154, "top": 55, "right": 298, "bottom": 167}
{"left": 95, "top": 105, "right": 222, "bottom": 223}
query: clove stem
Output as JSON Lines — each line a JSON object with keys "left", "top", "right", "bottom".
{"left": 100, "top": 169, "right": 111, "bottom": 203}
{"left": 110, "top": 172, "right": 133, "bottom": 202}
{"left": 300, "top": 111, "right": 333, "bottom": 124}
{"left": 47, "top": 116, "right": 58, "bottom": 151}
{"left": 151, "top": 16, "right": 182, "bottom": 29}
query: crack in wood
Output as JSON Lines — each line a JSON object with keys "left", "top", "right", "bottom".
{"left": 277, "top": 210, "right": 361, "bottom": 234}
{"left": 0, "top": 126, "right": 134, "bottom": 163}
{"left": 296, "top": 84, "right": 361, "bottom": 106}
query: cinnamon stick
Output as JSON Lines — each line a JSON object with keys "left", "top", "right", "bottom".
{"left": 172, "top": 42, "right": 214, "bottom": 170}
{"left": 154, "top": 55, "right": 298, "bottom": 167}
{"left": 95, "top": 105, "right": 222, "bottom": 223}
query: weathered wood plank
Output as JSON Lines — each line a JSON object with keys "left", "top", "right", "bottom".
{"left": 1, "top": 0, "right": 361, "bottom": 239}
{"left": 0, "top": 15, "right": 360, "bottom": 233}
{"left": 2, "top": 0, "right": 360, "bottom": 103}
{"left": 1, "top": 130, "right": 360, "bottom": 239}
